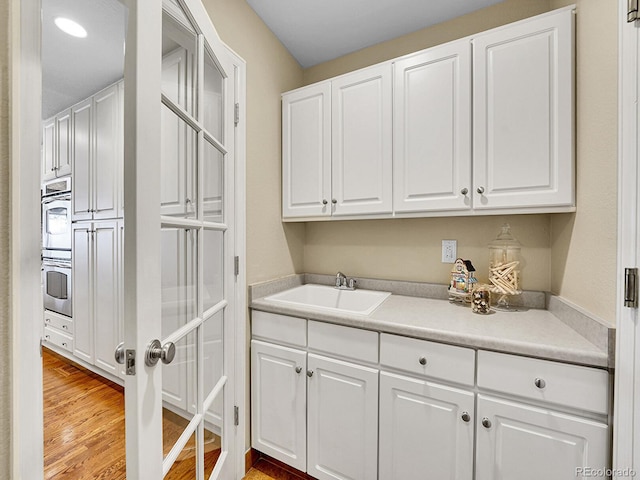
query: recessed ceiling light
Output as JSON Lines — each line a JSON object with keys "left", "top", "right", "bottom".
{"left": 54, "top": 17, "right": 87, "bottom": 38}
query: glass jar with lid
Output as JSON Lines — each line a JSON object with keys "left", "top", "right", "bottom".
{"left": 488, "top": 223, "right": 522, "bottom": 309}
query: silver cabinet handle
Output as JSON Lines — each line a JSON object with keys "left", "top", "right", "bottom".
{"left": 62, "top": 342, "right": 67, "bottom": 348}
{"left": 145, "top": 339, "right": 176, "bottom": 367}
{"left": 331, "top": 199, "right": 337, "bottom": 204}
{"left": 419, "top": 356, "right": 427, "bottom": 366}
{"left": 62, "top": 325, "right": 68, "bottom": 330}
{"left": 534, "top": 377, "right": 546, "bottom": 389}
{"left": 461, "top": 412, "right": 471, "bottom": 422}
{"left": 322, "top": 199, "right": 328, "bottom": 205}
{"left": 461, "top": 188, "right": 469, "bottom": 195}
{"left": 295, "top": 366, "right": 302, "bottom": 374}
{"left": 307, "top": 370, "right": 314, "bottom": 377}
{"left": 482, "top": 417, "right": 492, "bottom": 428}
{"left": 477, "top": 186, "right": 485, "bottom": 194}
{"left": 45, "top": 318, "right": 50, "bottom": 323}
{"left": 114, "top": 342, "right": 125, "bottom": 365}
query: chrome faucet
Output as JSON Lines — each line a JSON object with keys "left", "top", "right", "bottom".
{"left": 335, "top": 272, "right": 356, "bottom": 290}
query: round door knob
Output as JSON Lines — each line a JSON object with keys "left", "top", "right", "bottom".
{"left": 322, "top": 199, "right": 328, "bottom": 205}
{"left": 145, "top": 339, "right": 176, "bottom": 367}
{"left": 534, "top": 377, "right": 546, "bottom": 389}
{"left": 482, "top": 417, "right": 492, "bottom": 429}
{"left": 114, "top": 342, "right": 125, "bottom": 365}
{"left": 307, "top": 370, "right": 314, "bottom": 377}
{"left": 461, "top": 188, "right": 469, "bottom": 195}
{"left": 295, "top": 366, "right": 302, "bottom": 374}
{"left": 477, "top": 186, "right": 485, "bottom": 194}
{"left": 461, "top": 412, "right": 471, "bottom": 423}
{"left": 419, "top": 356, "right": 427, "bottom": 366}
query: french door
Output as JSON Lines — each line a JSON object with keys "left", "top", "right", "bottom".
{"left": 123, "top": 0, "right": 240, "bottom": 478}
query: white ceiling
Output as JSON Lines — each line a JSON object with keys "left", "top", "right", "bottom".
{"left": 42, "top": 0, "right": 127, "bottom": 119}
{"left": 246, "top": 0, "right": 504, "bottom": 68}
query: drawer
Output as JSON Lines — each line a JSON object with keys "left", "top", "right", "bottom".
{"left": 380, "top": 333, "right": 475, "bottom": 386}
{"left": 251, "top": 310, "right": 307, "bottom": 347}
{"left": 44, "top": 325, "right": 73, "bottom": 353}
{"left": 308, "top": 320, "right": 378, "bottom": 364}
{"left": 477, "top": 350, "right": 609, "bottom": 415}
{"left": 44, "top": 310, "right": 73, "bottom": 335}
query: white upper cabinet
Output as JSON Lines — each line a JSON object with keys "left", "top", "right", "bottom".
{"left": 393, "top": 40, "right": 472, "bottom": 213}
{"left": 42, "top": 117, "right": 56, "bottom": 181}
{"left": 332, "top": 64, "right": 393, "bottom": 216}
{"left": 42, "top": 109, "right": 72, "bottom": 181}
{"left": 71, "top": 98, "right": 93, "bottom": 221}
{"left": 282, "top": 82, "right": 332, "bottom": 218}
{"left": 472, "top": 8, "right": 574, "bottom": 210}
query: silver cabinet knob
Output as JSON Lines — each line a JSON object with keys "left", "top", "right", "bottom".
{"left": 295, "top": 366, "right": 302, "bottom": 374}
{"left": 45, "top": 318, "right": 50, "bottom": 323}
{"left": 477, "top": 186, "right": 485, "bottom": 194}
{"left": 461, "top": 412, "right": 471, "bottom": 422}
{"left": 62, "top": 325, "right": 68, "bottom": 330}
{"left": 482, "top": 417, "right": 492, "bottom": 428}
{"left": 322, "top": 199, "right": 328, "bottom": 205}
{"left": 534, "top": 377, "right": 546, "bottom": 389}
{"left": 419, "top": 356, "right": 427, "bottom": 366}
{"left": 307, "top": 370, "right": 314, "bottom": 377}
{"left": 145, "top": 339, "right": 176, "bottom": 367}
{"left": 461, "top": 188, "right": 469, "bottom": 195}
{"left": 331, "top": 199, "right": 337, "bottom": 204}
{"left": 114, "top": 342, "right": 125, "bottom": 365}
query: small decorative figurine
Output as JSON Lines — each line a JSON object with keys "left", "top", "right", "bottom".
{"left": 449, "top": 258, "right": 477, "bottom": 303}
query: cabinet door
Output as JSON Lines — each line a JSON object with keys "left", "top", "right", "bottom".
{"left": 282, "top": 82, "right": 332, "bottom": 218}
{"left": 71, "top": 98, "right": 93, "bottom": 221}
{"left": 394, "top": 41, "right": 472, "bottom": 213}
{"left": 251, "top": 340, "right": 307, "bottom": 471}
{"left": 118, "top": 81, "right": 125, "bottom": 219}
{"left": 332, "top": 64, "right": 393, "bottom": 216}
{"left": 473, "top": 8, "right": 574, "bottom": 210}
{"left": 55, "top": 109, "right": 72, "bottom": 177}
{"left": 42, "top": 117, "right": 57, "bottom": 181}
{"left": 92, "top": 221, "right": 120, "bottom": 376}
{"left": 476, "top": 394, "right": 609, "bottom": 480}
{"left": 72, "top": 223, "right": 94, "bottom": 364}
{"left": 307, "top": 353, "right": 378, "bottom": 480}
{"left": 93, "top": 84, "right": 120, "bottom": 219}
{"left": 379, "top": 372, "right": 474, "bottom": 480}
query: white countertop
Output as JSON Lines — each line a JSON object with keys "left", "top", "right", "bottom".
{"left": 251, "top": 292, "right": 609, "bottom": 369}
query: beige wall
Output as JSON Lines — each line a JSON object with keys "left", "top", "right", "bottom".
{"left": 301, "top": 0, "right": 619, "bottom": 325}
{"left": 549, "top": 0, "right": 618, "bottom": 324}
{"left": 0, "top": 0, "right": 10, "bottom": 476}
{"left": 203, "top": 0, "right": 305, "bottom": 285}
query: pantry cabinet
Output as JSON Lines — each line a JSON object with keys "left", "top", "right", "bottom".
{"left": 42, "top": 109, "right": 72, "bottom": 181}
{"left": 72, "top": 219, "right": 122, "bottom": 377}
{"left": 472, "top": 8, "right": 574, "bottom": 210}
{"left": 393, "top": 40, "right": 472, "bottom": 213}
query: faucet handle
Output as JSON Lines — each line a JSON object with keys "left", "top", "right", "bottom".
{"left": 348, "top": 278, "right": 357, "bottom": 289}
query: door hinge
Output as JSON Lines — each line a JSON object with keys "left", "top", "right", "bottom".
{"left": 234, "top": 103, "right": 240, "bottom": 126}
{"left": 625, "top": 267, "right": 638, "bottom": 308}
{"left": 629, "top": 0, "right": 639, "bottom": 22}
{"left": 234, "top": 256, "right": 240, "bottom": 276}
{"left": 234, "top": 406, "right": 239, "bottom": 426}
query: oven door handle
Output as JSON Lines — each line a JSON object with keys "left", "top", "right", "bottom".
{"left": 43, "top": 261, "right": 71, "bottom": 269}
{"left": 42, "top": 194, "right": 71, "bottom": 204}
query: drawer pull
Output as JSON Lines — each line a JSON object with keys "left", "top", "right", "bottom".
{"left": 461, "top": 412, "right": 471, "bottom": 423}
{"left": 295, "top": 366, "right": 302, "bottom": 374}
{"left": 419, "top": 356, "right": 427, "bottom": 366}
{"left": 45, "top": 318, "right": 50, "bottom": 323}
{"left": 534, "top": 377, "right": 546, "bottom": 389}
{"left": 45, "top": 335, "right": 50, "bottom": 340}
{"left": 307, "top": 370, "right": 314, "bottom": 377}
{"left": 62, "top": 325, "right": 68, "bottom": 330}
{"left": 62, "top": 343, "right": 67, "bottom": 347}
{"left": 482, "top": 417, "right": 492, "bottom": 429}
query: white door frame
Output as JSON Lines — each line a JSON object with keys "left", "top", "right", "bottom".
{"left": 615, "top": 0, "right": 639, "bottom": 475}
{"left": 10, "top": 0, "right": 246, "bottom": 477}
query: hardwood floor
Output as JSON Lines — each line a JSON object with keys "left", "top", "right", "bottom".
{"left": 43, "top": 348, "right": 297, "bottom": 479}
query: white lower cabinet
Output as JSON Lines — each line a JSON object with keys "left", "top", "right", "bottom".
{"left": 378, "top": 371, "right": 474, "bottom": 480}
{"left": 475, "top": 394, "right": 609, "bottom": 480}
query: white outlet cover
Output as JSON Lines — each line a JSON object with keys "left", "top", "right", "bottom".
{"left": 442, "top": 240, "right": 457, "bottom": 263}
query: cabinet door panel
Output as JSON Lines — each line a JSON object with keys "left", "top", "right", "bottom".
{"left": 71, "top": 99, "right": 93, "bottom": 221}
{"left": 307, "top": 353, "right": 378, "bottom": 480}
{"left": 282, "top": 83, "right": 332, "bottom": 218}
{"left": 473, "top": 9, "right": 574, "bottom": 209}
{"left": 251, "top": 340, "right": 307, "bottom": 471}
{"left": 42, "top": 118, "right": 56, "bottom": 181}
{"left": 92, "top": 221, "right": 120, "bottom": 375}
{"left": 93, "top": 85, "right": 120, "bottom": 219}
{"left": 476, "top": 394, "right": 609, "bottom": 480}
{"left": 332, "top": 64, "right": 392, "bottom": 215}
{"left": 379, "top": 372, "right": 474, "bottom": 480}
{"left": 56, "top": 109, "right": 72, "bottom": 177}
{"left": 72, "top": 224, "right": 94, "bottom": 364}
{"left": 394, "top": 41, "right": 472, "bottom": 212}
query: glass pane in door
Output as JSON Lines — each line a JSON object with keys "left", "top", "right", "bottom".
{"left": 161, "top": 228, "right": 197, "bottom": 330}
{"left": 203, "top": 141, "right": 224, "bottom": 223}
{"left": 164, "top": 430, "right": 196, "bottom": 479}
{"left": 203, "top": 48, "right": 224, "bottom": 141}
{"left": 204, "top": 394, "right": 224, "bottom": 479}
{"left": 202, "top": 229, "right": 223, "bottom": 312}
{"left": 162, "top": 10, "right": 197, "bottom": 117}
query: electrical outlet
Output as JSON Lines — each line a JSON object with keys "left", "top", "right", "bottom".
{"left": 442, "top": 240, "right": 457, "bottom": 263}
